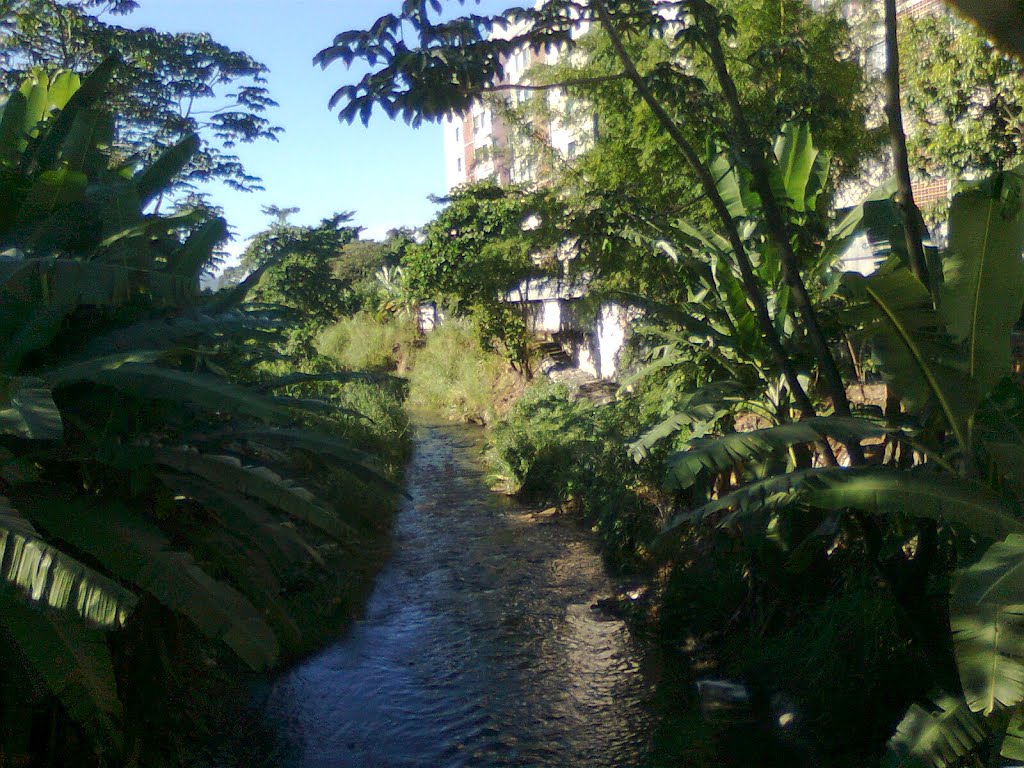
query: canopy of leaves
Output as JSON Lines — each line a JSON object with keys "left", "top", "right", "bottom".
{"left": 902, "top": 12, "right": 1024, "bottom": 178}
{"left": 0, "top": 0, "right": 282, "bottom": 199}
{"left": 241, "top": 209, "right": 360, "bottom": 326}
{"left": 404, "top": 181, "right": 559, "bottom": 303}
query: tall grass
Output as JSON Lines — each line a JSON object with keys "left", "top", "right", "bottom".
{"left": 317, "top": 314, "right": 518, "bottom": 423}
{"left": 316, "top": 312, "right": 417, "bottom": 372}
{"left": 406, "top": 320, "right": 515, "bottom": 422}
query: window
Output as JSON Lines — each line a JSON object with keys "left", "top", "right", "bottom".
{"left": 567, "top": 141, "right": 577, "bottom": 159}
{"left": 504, "top": 96, "right": 513, "bottom": 111}
{"left": 473, "top": 113, "right": 482, "bottom": 131}
{"left": 455, "top": 126, "right": 461, "bottom": 142}
{"left": 456, "top": 157, "right": 462, "bottom": 172}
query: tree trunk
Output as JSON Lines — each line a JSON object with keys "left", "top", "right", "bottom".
{"left": 883, "top": 0, "right": 931, "bottom": 290}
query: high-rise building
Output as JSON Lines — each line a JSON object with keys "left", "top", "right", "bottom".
{"left": 441, "top": 10, "right": 594, "bottom": 191}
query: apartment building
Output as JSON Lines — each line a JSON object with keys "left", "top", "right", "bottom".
{"left": 441, "top": 9, "right": 594, "bottom": 191}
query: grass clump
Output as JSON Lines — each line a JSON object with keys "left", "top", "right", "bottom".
{"left": 406, "top": 319, "right": 516, "bottom": 422}
{"left": 488, "top": 380, "right": 663, "bottom": 571}
{"left": 316, "top": 312, "right": 417, "bottom": 372}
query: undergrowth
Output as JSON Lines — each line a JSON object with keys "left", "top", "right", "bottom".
{"left": 488, "top": 380, "right": 664, "bottom": 572}
{"left": 318, "top": 314, "right": 518, "bottom": 423}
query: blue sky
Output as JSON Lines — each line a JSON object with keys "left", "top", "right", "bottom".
{"left": 121, "top": 1, "right": 506, "bottom": 255}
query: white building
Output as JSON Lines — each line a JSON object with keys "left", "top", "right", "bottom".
{"left": 442, "top": 7, "right": 594, "bottom": 191}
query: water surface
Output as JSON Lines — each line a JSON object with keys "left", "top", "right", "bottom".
{"left": 261, "top": 420, "right": 656, "bottom": 767}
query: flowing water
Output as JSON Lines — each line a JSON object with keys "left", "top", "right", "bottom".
{"left": 255, "top": 419, "right": 658, "bottom": 768}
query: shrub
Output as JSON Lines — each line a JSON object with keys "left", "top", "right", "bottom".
{"left": 488, "top": 381, "right": 663, "bottom": 570}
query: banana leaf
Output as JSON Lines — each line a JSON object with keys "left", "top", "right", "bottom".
{"left": 0, "top": 587, "right": 123, "bottom": 755}
{"left": 24, "top": 492, "right": 278, "bottom": 670}
{"left": 951, "top": 534, "right": 1024, "bottom": 714}
{"left": 882, "top": 692, "right": 985, "bottom": 768}
{"left": 0, "top": 495, "right": 136, "bottom": 628}
{"left": 941, "top": 172, "right": 1024, "bottom": 398}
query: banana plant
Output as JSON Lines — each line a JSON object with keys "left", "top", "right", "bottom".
{"left": 621, "top": 123, "right": 833, "bottom": 458}
{"left": 659, "top": 168, "right": 1024, "bottom": 766}
{"left": 0, "top": 63, "right": 397, "bottom": 761}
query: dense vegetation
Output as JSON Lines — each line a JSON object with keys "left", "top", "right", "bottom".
{"left": 320, "top": 1, "right": 1024, "bottom": 765}
{"left": 6, "top": 0, "right": 1024, "bottom": 765}
{"left": 0, "top": 49, "right": 406, "bottom": 768}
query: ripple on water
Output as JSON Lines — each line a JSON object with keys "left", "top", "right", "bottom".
{"left": 257, "top": 423, "right": 655, "bottom": 768}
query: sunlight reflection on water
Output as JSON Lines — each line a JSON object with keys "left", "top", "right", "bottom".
{"left": 259, "top": 421, "right": 655, "bottom": 767}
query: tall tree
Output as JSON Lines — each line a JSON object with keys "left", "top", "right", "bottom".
{"left": 902, "top": 11, "right": 1024, "bottom": 180}
{"left": 0, "top": 0, "right": 282, "bottom": 202}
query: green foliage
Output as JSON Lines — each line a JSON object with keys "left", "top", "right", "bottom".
{"left": 404, "top": 181, "right": 558, "bottom": 369}
{"left": 489, "top": 381, "right": 662, "bottom": 569}
{"left": 902, "top": 12, "right": 1024, "bottom": 178}
{"left": 317, "top": 312, "right": 418, "bottom": 372}
{"left": 883, "top": 693, "right": 986, "bottom": 768}
{"left": 323, "top": 3, "right": 1024, "bottom": 764}
{"left": 0, "top": 65, "right": 403, "bottom": 761}
{"left": 951, "top": 534, "right": 1024, "bottom": 716}
{"left": 0, "top": 0, "right": 281, "bottom": 198}
{"left": 405, "top": 319, "right": 515, "bottom": 423}
{"left": 243, "top": 209, "right": 359, "bottom": 323}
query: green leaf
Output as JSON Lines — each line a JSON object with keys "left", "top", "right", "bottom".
{"left": 842, "top": 266, "right": 975, "bottom": 454}
{"left": 665, "top": 417, "right": 885, "bottom": 492}
{"left": 951, "top": 534, "right": 1024, "bottom": 714}
{"left": 663, "top": 467, "right": 841, "bottom": 534}
{"left": 665, "top": 467, "right": 1024, "bottom": 541}
{"left": 882, "top": 692, "right": 985, "bottom": 768}
{"left": 773, "top": 122, "right": 829, "bottom": 213}
{"left": 0, "top": 91, "right": 28, "bottom": 163}
{"left": 24, "top": 57, "right": 118, "bottom": 173}
{"left": 221, "top": 427, "right": 404, "bottom": 496}
{"left": 808, "top": 469, "right": 1024, "bottom": 541}
{"left": 169, "top": 217, "right": 227, "bottom": 280}
{"left": 0, "top": 376, "right": 62, "bottom": 439}
{"left": 20, "top": 72, "right": 49, "bottom": 139}
{"left": 806, "top": 468, "right": 1024, "bottom": 540}
{"left": 941, "top": 172, "right": 1024, "bottom": 398}
{"left": 0, "top": 588, "right": 123, "bottom": 755}
{"left": 25, "top": 492, "right": 279, "bottom": 670}
{"left": 830, "top": 178, "right": 899, "bottom": 252}
{"left": 134, "top": 133, "right": 199, "bottom": 208}
{"left": 0, "top": 495, "right": 136, "bottom": 628}
{"left": 45, "top": 71, "right": 81, "bottom": 113}
{"left": 50, "top": 362, "right": 288, "bottom": 423}
{"left": 628, "top": 381, "right": 746, "bottom": 461}
{"left": 156, "top": 449, "right": 359, "bottom": 541}
{"left": 14, "top": 167, "right": 88, "bottom": 227}
{"left": 709, "top": 153, "right": 760, "bottom": 219}
{"left": 1001, "top": 710, "right": 1024, "bottom": 760}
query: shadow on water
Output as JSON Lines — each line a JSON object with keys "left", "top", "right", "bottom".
{"left": 243, "top": 419, "right": 662, "bottom": 767}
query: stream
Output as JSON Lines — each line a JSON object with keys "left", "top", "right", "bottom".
{"left": 252, "top": 419, "right": 659, "bottom": 767}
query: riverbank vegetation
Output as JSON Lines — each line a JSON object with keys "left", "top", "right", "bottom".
{"left": 324, "top": 1, "right": 1024, "bottom": 765}
{"left": 0, "top": 39, "right": 408, "bottom": 768}
{"left": 318, "top": 313, "right": 518, "bottom": 423}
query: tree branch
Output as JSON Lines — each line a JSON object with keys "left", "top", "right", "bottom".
{"left": 480, "top": 73, "right": 629, "bottom": 93}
